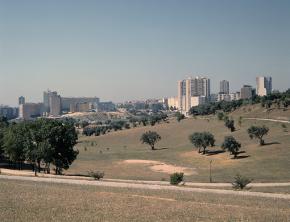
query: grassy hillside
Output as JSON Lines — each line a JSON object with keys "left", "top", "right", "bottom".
{"left": 1, "top": 179, "right": 290, "bottom": 222}
{"left": 231, "top": 103, "right": 290, "bottom": 120}
{"left": 68, "top": 112, "right": 290, "bottom": 182}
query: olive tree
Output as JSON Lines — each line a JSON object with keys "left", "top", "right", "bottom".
{"left": 247, "top": 125, "right": 269, "bottom": 146}
{"left": 224, "top": 119, "right": 235, "bottom": 132}
{"left": 221, "top": 136, "right": 241, "bottom": 158}
{"left": 189, "top": 132, "right": 215, "bottom": 154}
{"left": 140, "top": 131, "right": 161, "bottom": 150}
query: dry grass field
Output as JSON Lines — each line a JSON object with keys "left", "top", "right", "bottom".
{"left": 1, "top": 179, "right": 290, "bottom": 222}
{"left": 67, "top": 107, "right": 290, "bottom": 183}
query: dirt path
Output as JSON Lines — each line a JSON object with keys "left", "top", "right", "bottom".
{"left": 1, "top": 169, "right": 290, "bottom": 187}
{"left": 245, "top": 118, "right": 290, "bottom": 124}
{"left": 1, "top": 175, "right": 290, "bottom": 200}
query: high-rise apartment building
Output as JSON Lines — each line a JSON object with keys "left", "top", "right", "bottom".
{"left": 18, "top": 96, "right": 25, "bottom": 105}
{"left": 43, "top": 90, "right": 61, "bottom": 116}
{"left": 49, "top": 92, "right": 61, "bottom": 116}
{"left": 241, "top": 85, "right": 254, "bottom": 99}
{"left": 178, "top": 76, "right": 210, "bottom": 113}
{"left": 256, "top": 76, "right": 272, "bottom": 96}
{"left": 43, "top": 90, "right": 51, "bottom": 113}
{"left": 220, "top": 80, "right": 230, "bottom": 94}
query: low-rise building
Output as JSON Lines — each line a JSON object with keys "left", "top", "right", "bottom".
{"left": 167, "top": 97, "right": 178, "bottom": 109}
{"left": 19, "top": 103, "right": 43, "bottom": 120}
{"left": 0, "top": 106, "right": 18, "bottom": 120}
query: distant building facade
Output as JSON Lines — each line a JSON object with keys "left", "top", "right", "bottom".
{"left": 167, "top": 97, "right": 179, "bottom": 109}
{"left": 61, "top": 97, "right": 99, "bottom": 112}
{"left": 219, "top": 80, "right": 230, "bottom": 94}
{"left": 43, "top": 90, "right": 61, "bottom": 116}
{"left": 97, "top": 102, "right": 116, "bottom": 112}
{"left": 49, "top": 92, "right": 61, "bottom": 116}
{"left": 19, "top": 103, "right": 43, "bottom": 120}
{"left": 18, "top": 96, "right": 25, "bottom": 105}
{"left": 217, "top": 94, "right": 231, "bottom": 102}
{"left": 0, "top": 106, "right": 18, "bottom": 120}
{"left": 241, "top": 85, "right": 254, "bottom": 99}
{"left": 178, "top": 76, "right": 210, "bottom": 113}
{"left": 256, "top": 76, "right": 272, "bottom": 96}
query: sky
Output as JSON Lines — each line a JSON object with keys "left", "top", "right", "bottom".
{"left": 0, "top": 0, "right": 290, "bottom": 106}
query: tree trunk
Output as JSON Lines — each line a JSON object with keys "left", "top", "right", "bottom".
{"left": 260, "top": 138, "right": 265, "bottom": 146}
{"left": 151, "top": 145, "right": 155, "bottom": 150}
{"left": 203, "top": 147, "right": 206, "bottom": 155}
{"left": 37, "top": 160, "right": 41, "bottom": 172}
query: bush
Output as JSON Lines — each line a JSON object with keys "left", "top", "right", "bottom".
{"left": 281, "top": 123, "right": 288, "bottom": 132}
{"left": 217, "top": 112, "right": 224, "bottom": 121}
{"left": 175, "top": 112, "right": 185, "bottom": 122}
{"left": 232, "top": 174, "right": 252, "bottom": 190}
{"left": 225, "top": 119, "right": 235, "bottom": 132}
{"left": 170, "top": 172, "right": 184, "bottom": 185}
{"left": 88, "top": 171, "right": 105, "bottom": 180}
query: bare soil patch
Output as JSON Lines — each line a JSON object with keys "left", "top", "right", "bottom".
{"left": 121, "top": 159, "right": 197, "bottom": 176}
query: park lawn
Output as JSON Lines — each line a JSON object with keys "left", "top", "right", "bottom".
{"left": 1, "top": 179, "right": 290, "bottom": 222}
{"left": 67, "top": 115, "right": 290, "bottom": 183}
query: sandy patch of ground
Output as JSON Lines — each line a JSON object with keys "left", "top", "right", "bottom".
{"left": 121, "top": 160, "right": 197, "bottom": 176}
{"left": 180, "top": 151, "right": 239, "bottom": 167}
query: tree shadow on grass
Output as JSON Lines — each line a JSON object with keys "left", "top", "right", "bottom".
{"left": 206, "top": 150, "right": 225, "bottom": 156}
{"left": 263, "top": 142, "right": 281, "bottom": 146}
{"left": 232, "top": 155, "right": 250, "bottom": 159}
{"left": 154, "top": 147, "right": 169, "bottom": 151}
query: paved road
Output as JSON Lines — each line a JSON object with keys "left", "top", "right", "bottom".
{"left": 1, "top": 175, "right": 290, "bottom": 200}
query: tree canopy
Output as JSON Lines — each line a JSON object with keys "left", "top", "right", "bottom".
{"left": 1, "top": 118, "right": 78, "bottom": 174}
{"left": 189, "top": 132, "right": 215, "bottom": 154}
{"left": 222, "top": 136, "right": 241, "bottom": 158}
{"left": 140, "top": 131, "right": 161, "bottom": 150}
{"left": 247, "top": 125, "right": 269, "bottom": 146}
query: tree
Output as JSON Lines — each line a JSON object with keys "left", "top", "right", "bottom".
{"left": 247, "top": 125, "right": 269, "bottom": 146}
{"left": 221, "top": 136, "right": 241, "bottom": 158}
{"left": 140, "top": 131, "right": 161, "bottom": 150}
{"left": 217, "top": 112, "right": 224, "bottom": 121}
{"left": 3, "top": 123, "right": 28, "bottom": 169}
{"left": 238, "top": 116, "right": 243, "bottom": 127}
{"left": 224, "top": 119, "right": 235, "bottom": 132}
{"left": 48, "top": 120, "right": 79, "bottom": 174}
{"left": 175, "top": 112, "right": 185, "bottom": 122}
{"left": 189, "top": 132, "right": 215, "bottom": 154}
{"left": 0, "top": 116, "right": 9, "bottom": 157}
{"left": 232, "top": 174, "right": 252, "bottom": 190}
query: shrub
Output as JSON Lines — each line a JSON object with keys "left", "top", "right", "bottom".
{"left": 175, "top": 112, "right": 185, "bottom": 122}
{"left": 225, "top": 119, "right": 235, "bottom": 132}
{"left": 170, "top": 172, "right": 184, "bottom": 185}
{"left": 281, "top": 123, "right": 288, "bottom": 132}
{"left": 217, "top": 112, "right": 224, "bottom": 121}
{"left": 88, "top": 170, "right": 105, "bottom": 180}
{"left": 232, "top": 174, "right": 252, "bottom": 190}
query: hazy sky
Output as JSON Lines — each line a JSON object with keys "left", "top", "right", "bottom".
{"left": 1, "top": 0, "right": 290, "bottom": 106}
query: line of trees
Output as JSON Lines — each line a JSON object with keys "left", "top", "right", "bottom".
{"left": 188, "top": 124, "right": 270, "bottom": 159}
{"left": 83, "top": 113, "right": 169, "bottom": 137}
{"left": 189, "top": 89, "right": 290, "bottom": 117}
{"left": 0, "top": 118, "right": 78, "bottom": 175}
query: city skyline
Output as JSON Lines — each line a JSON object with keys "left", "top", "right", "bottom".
{"left": 1, "top": 0, "right": 290, "bottom": 106}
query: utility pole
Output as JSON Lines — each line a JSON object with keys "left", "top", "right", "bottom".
{"left": 209, "top": 160, "right": 213, "bottom": 183}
